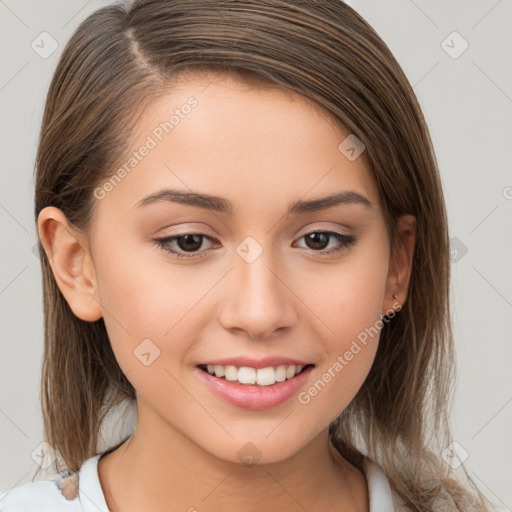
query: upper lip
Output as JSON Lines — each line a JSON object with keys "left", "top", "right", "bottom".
{"left": 198, "top": 356, "right": 313, "bottom": 369}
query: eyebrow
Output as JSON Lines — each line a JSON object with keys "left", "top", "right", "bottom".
{"left": 134, "top": 188, "right": 373, "bottom": 215}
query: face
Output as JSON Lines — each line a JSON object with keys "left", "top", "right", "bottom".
{"left": 50, "top": 73, "right": 407, "bottom": 465}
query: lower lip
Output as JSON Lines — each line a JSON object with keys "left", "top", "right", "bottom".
{"left": 194, "top": 365, "right": 314, "bottom": 410}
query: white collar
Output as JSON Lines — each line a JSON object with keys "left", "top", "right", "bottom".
{"left": 329, "top": 439, "right": 408, "bottom": 511}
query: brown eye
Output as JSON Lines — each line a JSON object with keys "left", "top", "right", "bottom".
{"left": 154, "top": 233, "right": 217, "bottom": 259}
{"left": 304, "top": 232, "right": 330, "bottom": 250}
{"left": 295, "top": 231, "right": 357, "bottom": 255}
{"left": 174, "top": 234, "right": 203, "bottom": 252}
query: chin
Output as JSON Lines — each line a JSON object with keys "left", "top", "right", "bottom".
{"left": 194, "top": 434, "right": 311, "bottom": 467}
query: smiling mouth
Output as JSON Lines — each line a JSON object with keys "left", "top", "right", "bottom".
{"left": 197, "top": 363, "right": 314, "bottom": 386}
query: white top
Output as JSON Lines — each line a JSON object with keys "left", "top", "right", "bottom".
{"left": 0, "top": 449, "right": 411, "bottom": 511}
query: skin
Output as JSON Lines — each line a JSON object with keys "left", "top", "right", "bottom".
{"left": 38, "top": 73, "right": 416, "bottom": 512}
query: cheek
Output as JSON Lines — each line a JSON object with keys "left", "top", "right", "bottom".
{"left": 298, "top": 342, "right": 377, "bottom": 430}
{"left": 299, "top": 278, "right": 384, "bottom": 424}
{"left": 304, "top": 250, "right": 389, "bottom": 340}
{"left": 297, "top": 245, "right": 388, "bottom": 415}
{"left": 95, "top": 230, "right": 192, "bottom": 328}
{"left": 92, "top": 244, "right": 166, "bottom": 357}
{"left": 93, "top": 239, "right": 214, "bottom": 380}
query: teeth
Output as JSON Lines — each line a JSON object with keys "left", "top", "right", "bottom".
{"left": 256, "top": 367, "right": 275, "bottom": 386}
{"left": 225, "top": 365, "right": 238, "bottom": 382}
{"left": 238, "top": 366, "right": 256, "bottom": 384}
{"left": 275, "top": 365, "right": 287, "bottom": 382}
{"left": 203, "top": 364, "right": 307, "bottom": 386}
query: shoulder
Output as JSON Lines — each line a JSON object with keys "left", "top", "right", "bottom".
{"left": 0, "top": 477, "right": 80, "bottom": 511}
{"left": 0, "top": 453, "right": 107, "bottom": 512}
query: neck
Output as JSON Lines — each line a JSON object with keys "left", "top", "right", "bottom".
{"left": 97, "top": 401, "right": 368, "bottom": 512}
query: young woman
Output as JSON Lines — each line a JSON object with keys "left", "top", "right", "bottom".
{"left": 0, "top": 0, "right": 495, "bottom": 510}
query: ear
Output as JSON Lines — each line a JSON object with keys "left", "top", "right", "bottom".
{"left": 382, "top": 214, "right": 416, "bottom": 315}
{"left": 37, "top": 206, "right": 103, "bottom": 322}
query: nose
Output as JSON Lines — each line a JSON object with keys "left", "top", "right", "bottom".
{"left": 218, "top": 249, "right": 297, "bottom": 339}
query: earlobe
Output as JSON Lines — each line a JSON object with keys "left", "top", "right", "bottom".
{"left": 37, "top": 206, "right": 103, "bottom": 322}
{"left": 383, "top": 214, "right": 416, "bottom": 314}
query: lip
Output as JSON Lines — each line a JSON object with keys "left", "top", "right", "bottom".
{"left": 198, "top": 356, "right": 311, "bottom": 369}
{"left": 194, "top": 364, "right": 314, "bottom": 410}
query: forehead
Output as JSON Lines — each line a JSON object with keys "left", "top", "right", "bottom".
{"left": 97, "top": 73, "right": 380, "bottom": 217}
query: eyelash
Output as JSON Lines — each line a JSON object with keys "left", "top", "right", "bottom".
{"left": 153, "top": 231, "right": 357, "bottom": 260}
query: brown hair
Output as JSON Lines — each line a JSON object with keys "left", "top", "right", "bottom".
{"left": 33, "top": 0, "right": 493, "bottom": 510}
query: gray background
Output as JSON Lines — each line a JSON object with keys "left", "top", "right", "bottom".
{"left": 1, "top": 0, "right": 511, "bottom": 509}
